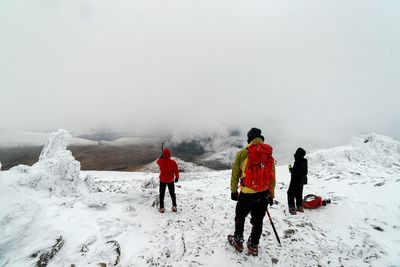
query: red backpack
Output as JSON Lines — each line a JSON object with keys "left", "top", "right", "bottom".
{"left": 243, "top": 143, "right": 275, "bottom": 192}
{"left": 303, "top": 194, "right": 323, "bottom": 209}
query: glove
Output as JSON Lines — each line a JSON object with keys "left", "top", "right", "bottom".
{"left": 266, "top": 197, "right": 274, "bottom": 206}
{"left": 288, "top": 164, "right": 293, "bottom": 172}
{"left": 231, "top": 192, "right": 239, "bottom": 201}
{"left": 175, "top": 178, "right": 179, "bottom": 183}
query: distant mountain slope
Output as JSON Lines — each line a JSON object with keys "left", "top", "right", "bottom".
{"left": 140, "top": 157, "right": 212, "bottom": 173}
{"left": 0, "top": 131, "right": 97, "bottom": 148}
{"left": 0, "top": 130, "right": 243, "bottom": 171}
{"left": 196, "top": 147, "right": 238, "bottom": 170}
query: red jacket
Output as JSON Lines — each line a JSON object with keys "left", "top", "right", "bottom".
{"left": 156, "top": 148, "right": 179, "bottom": 183}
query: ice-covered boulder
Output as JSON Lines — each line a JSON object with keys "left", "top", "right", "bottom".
{"left": 15, "top": 129, "right": 81, "bottom": 196}
{"left": 39, "top": 129, "right": 72, "bottom": 161}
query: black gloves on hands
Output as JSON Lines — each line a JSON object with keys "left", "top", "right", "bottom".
{"left": 175, "top": 178, "right": 179, "bottom": 183}
{"left": 266, "top": 197, "right": 274, "bottom": 207}
{"left": 231, "top": 191, "right": 272, "bottom": 205}
{"left": 231, "top": 192, "right": 239, "bottom": 201}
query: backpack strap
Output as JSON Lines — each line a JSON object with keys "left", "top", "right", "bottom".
{"left": 304, "top": 194, "right": 317, "bottom": 202}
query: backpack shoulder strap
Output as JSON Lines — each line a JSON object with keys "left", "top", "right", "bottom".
{"left": 304, "top": 194, "right": 317, "bottom": 202}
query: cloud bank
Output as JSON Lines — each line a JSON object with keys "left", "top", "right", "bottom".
{"left": 1, "top": 0, "right": 399, "bottom": 156}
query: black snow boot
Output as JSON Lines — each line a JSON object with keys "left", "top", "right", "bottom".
{"left": 289, "top": 207, "right": 297, "bottom": 215}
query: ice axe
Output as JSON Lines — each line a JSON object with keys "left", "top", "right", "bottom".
{"left": 266, "top": 208, "right": 281, "bottom": 246}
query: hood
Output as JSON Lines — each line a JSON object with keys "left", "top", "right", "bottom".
{"left": 294, "top": 147, "right": 306, "bottom": 159}
{"left": 162, "top": 147, "right": 171, "bottom": 159}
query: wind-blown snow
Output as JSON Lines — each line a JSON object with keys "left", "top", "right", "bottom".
{"left": 0, "top": 133, "right": 399, "bottom": 266}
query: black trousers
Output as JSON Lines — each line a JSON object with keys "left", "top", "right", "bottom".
{"left": 287, "top": 184, "right": 303, "bottom": 209}
{"left": 234, "top": 193, "right": 267, "bottom": 245}
{"left": 159, "top": 182, "right": 177, "bottom": 208}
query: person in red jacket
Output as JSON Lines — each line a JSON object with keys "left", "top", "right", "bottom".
{"left": 156, "top": 147, "right": 179, "bottom": 213}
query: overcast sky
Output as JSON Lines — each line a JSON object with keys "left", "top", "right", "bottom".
{"left": 1, "top": 0, "right": 399, "bottom": 152}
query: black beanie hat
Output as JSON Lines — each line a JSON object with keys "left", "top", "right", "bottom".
{"left": 247, "top": 128, "right": 264, "bottom": 144}
{"left": 295, "top": 147, "right": 306, "bottom": 158}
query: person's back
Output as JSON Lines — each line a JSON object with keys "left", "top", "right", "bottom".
{"left": 228, "top": 128, "right": 275, "bottom": 256}
{"left": 291, "top": 148, "right": 308, "bottom": 186}
{"left": 287, "top": 147, "right": 308, "bottom": 214}
{"left": 156, "top": 148, "right": 179, "bottom": 213}
{"left": 157, "top": 148, "right": 179, "bottom": 183}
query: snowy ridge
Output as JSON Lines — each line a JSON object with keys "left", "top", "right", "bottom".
{"left": 97, "top": 137, "right": 158, "bottom": 146}
{"left": 140, "top": 157, "right": 212, "bottom": 173}
{"left": 0, "top": 133, "right": 399, "bottom": 266}
{"left": 308, "top": 133, "right": 400, "bottom": 185}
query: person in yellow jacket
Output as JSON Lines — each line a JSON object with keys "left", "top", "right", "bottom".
{"left": 228, "top": 128, "right": 276, "bottom": 256}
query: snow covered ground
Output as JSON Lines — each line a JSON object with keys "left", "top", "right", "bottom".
{"left": 1, "top": 132, "right": 400, "bottom": 266}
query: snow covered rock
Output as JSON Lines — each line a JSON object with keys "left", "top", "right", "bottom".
{"left": 141, "top": 176, "right": 158, "bottom": 189}
{"left": 14, "top": 129, "right": 81, "bottom": 196}
{"left": 348, "top": 133, "right": 400, "bottom": 167}
{"left": 0, "top": 201, "right": 40, "bottom": 254}
{"left": 308, "top": 133, "right": 400, "bottom": 184}
{"left": 83, "top": 193, "right": 108, "bottom": 208}
{"left": 30, "top": 236, "right": 65, "bottom": 267}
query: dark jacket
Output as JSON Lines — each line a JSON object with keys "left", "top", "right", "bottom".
{"left": 289, "top": 148, "right": 308, "bottom": 187}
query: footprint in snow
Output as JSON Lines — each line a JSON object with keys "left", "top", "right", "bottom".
{"left": 283, "top": 229, "right": 296, "bottom": 239}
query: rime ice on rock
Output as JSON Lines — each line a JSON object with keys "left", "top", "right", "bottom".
{"left": 39, "top": 129, "right": 72, "bottom": 161}
{"left": 23, "top": 129, "right": 81, "bottom": 196}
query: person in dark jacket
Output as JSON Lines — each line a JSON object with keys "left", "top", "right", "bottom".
{"left": 287, "top": 147, "right": 308, "bottom": 215}
{"left": 157, "top": 147, "right": 179, "bottom": 213}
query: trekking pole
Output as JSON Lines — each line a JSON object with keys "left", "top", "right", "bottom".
{"left": 158, "top": 142, "right": 164, "bottom": 159}
{"left": 266, "top": 208, "right": 281, "bottom": 246}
